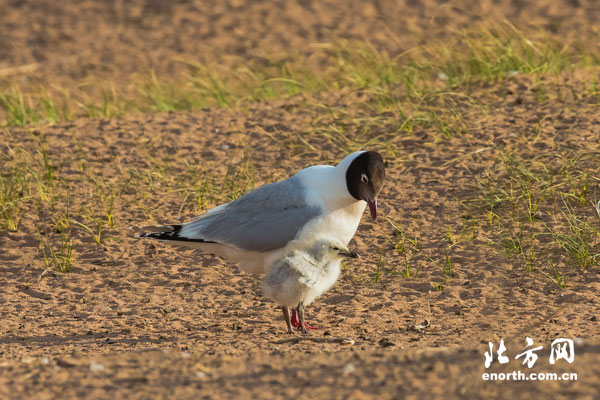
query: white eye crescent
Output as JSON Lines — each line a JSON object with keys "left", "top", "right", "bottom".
{"left": 361, "top": 173, "right": 369, "bottom": 184}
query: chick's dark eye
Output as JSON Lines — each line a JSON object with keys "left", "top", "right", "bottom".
{"left": 332, "top": 247, "right": 339, "bottom": 251}
{"left": 361, "top": 173, "right": 369, "bottom": 184}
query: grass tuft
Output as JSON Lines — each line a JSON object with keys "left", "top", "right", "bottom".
{"left": 3, "top": 22, "right": 599, "bottom": 128}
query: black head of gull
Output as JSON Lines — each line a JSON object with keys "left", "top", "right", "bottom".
{"left": 345, "top": 151, "right": 386, "bottom": 220}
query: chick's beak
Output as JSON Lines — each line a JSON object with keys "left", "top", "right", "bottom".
{"left": 341, "top": 250, "right": 359, "bottom": 259}
{"left": 367, "top": 198, "right": 377, "bottom": 220}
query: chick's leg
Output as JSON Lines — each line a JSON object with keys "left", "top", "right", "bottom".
{"left": 297, "top": 302, "right": 309, "bottom": 334}
{"left": 282, "top": 306, "right": 293, "bottom": 334}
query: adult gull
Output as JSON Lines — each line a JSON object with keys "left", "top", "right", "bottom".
{"left": 137, "top": 151, "right": 385, "bottom": 275}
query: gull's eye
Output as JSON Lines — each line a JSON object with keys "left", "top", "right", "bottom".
{"left": 361, "top": 173, "right": 369, "bottom": 184}
{"left": 332, "top": 247, "right": 339, "bottom": 251}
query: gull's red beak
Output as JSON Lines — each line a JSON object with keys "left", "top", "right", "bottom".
{"left": 367, "top": 199, "right": 377, "bottom": 221}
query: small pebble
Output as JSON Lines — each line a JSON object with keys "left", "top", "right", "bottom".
{"left": 342, "top": 363, "right": 356, "bottom": 375}
{"left": 90, "top": 361, "right": 104, "bottom": 372}
{"left": 196, "top": 371, "right": 208, "bottom": 378}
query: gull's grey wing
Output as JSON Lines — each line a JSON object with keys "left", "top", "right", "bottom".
{"left": 178, "top": 176, "right": 322, "bottom": 252}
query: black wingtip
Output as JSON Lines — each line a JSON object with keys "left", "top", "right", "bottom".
{"left": 137, "top": 224, "right": 216, "bottom": 243}
{"left": 137, "top": 224, "right": 182, "bottom": 239}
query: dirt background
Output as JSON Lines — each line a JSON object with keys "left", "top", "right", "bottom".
{"left": 1, "top": 1, "right": 599, "bottom": 399}
{"left": 2, "top": 0, "right": 600, "bottom": 92}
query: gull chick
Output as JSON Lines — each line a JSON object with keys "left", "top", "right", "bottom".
{"left": 137, "top": 151, "right": 384, "bottom": 275}
{"left": 263, "top": 237, "right": 357, "bottom": 334}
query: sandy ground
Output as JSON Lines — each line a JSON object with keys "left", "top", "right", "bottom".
{"left": 1, "top": 1, "right": 599, "bottom": 398}
{"left": 2, "top": 0, "right": 600, "bottom": 93}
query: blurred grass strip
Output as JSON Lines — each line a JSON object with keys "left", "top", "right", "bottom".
{"left": 1, "top": 22, "right": 599, "bottom": 127}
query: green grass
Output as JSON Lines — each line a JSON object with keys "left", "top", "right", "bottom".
{"left": 2, "top": 22, "right": 599, "bottom": 128}
{"left": 1, "top": 20, "right": 600, "bottom": 279}
{"left": 386, "top": 217, "right": 421, "bottom": 278}
{"left": 0, "top": 87, "right": 71, "bottom": 126}
{"left": 465, "top": 147, "right": 600, "bottom": 274}
{"left": 0, "top": 142, "right": 38, "bottom": 231}
{"left": 0, "top": 168, "right": 29, "bottom": 231}
{"left": 374, "top": 249, "right": 384, "bottom": 284}
{"left": 547, "top": 197, "right": 600, "bottom": 268}
{"left": 0, "top": 124, "right": 263, "bottom": 272}
{"left": 541, "top": 261, "right": 568, "bottom": 289}
{"left": 39, "top": 195, "right": 74, "bottom": 273}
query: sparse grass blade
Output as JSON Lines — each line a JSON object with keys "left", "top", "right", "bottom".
{"left": 374, "top": 249, "right": 384, "bottom": 284}
{"left": 0, "top": 170, "right": 29, "bottom": 231}
{"left": 0, "top": 88, "right": 40, "bottom": 126}
{"left": 541, "top": 261, "right": 568, "bottom": 289}
{"left": 547, "top": 197, "right": 600, "bottom": 268}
